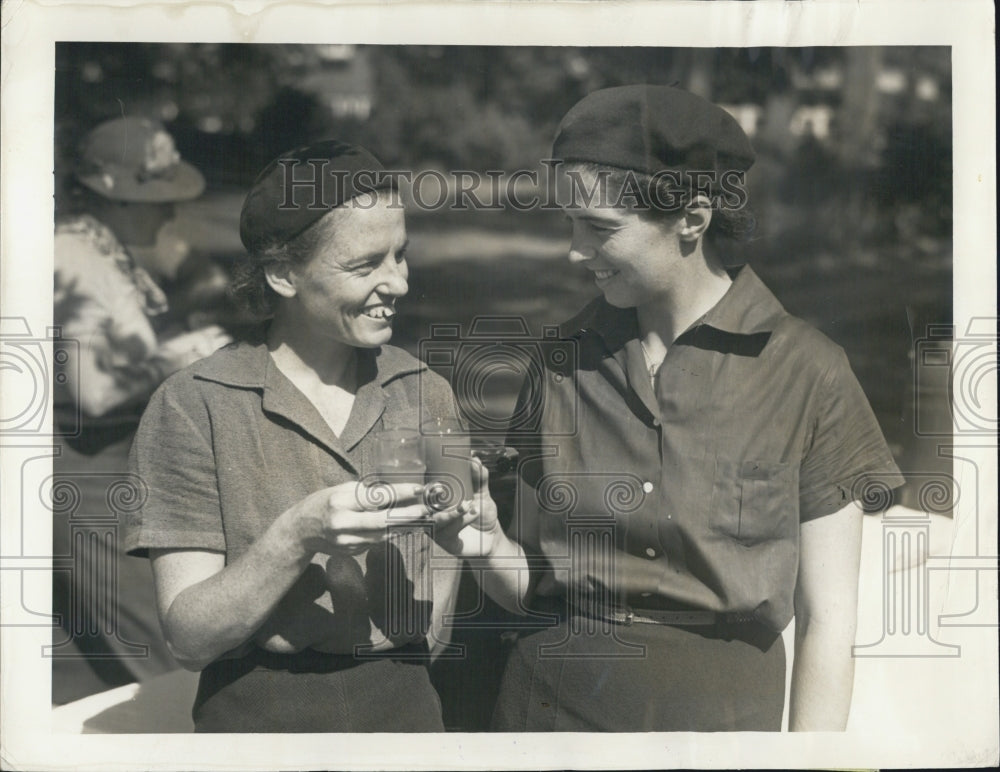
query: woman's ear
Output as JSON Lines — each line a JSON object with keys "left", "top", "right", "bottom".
{"left": 679, "top": 194, "right": 713, "bottom": 242}
{"left": 264, "top": 261, "right": 297, "bottom": 299}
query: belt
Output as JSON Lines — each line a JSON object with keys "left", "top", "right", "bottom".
{"left": 571, "top": 601, "right": 758, "bottom": 628}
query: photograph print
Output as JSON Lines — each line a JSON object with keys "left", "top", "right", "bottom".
{"left": 0, "top": 5, "right": 996, "bottom": 768}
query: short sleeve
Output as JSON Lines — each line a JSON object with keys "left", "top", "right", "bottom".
{"left": 125, "top": 376, "right": 226, "bottom": 556}
{"left": 798, "top": 348, "right": 906, "bottom": 521}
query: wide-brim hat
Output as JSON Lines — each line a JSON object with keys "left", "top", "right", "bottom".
{"left": 75, "top": 117, "right": 205, "bottom": 203}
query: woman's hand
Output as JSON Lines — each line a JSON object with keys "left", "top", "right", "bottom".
{"left": 288, "top": 481, "right": 434, "bottom": 557}
{"left": 151, "top": 480, "right": 440, "bottom": 670}
{"left": 429, "top": 458, "right": 503, "bottom": 558}
{"left": 428, "top": 459, "right": 532, "bottom": 615}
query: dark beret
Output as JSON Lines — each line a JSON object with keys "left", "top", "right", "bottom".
{"left": 239, "top": 140, "right": 394, "bottom": 252}
{"left": 552, "top": 85, "right": 755, "bottom": 181}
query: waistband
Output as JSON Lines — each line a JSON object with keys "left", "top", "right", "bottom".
{"left": 564, "top": 596, "right": 775, "bottom": 640}
{"left": 220, "top": 640, "right": 431, "bottom": 673}
{"left": 568, "top": 600, "right": 779, "bottom": 650}
{"left": 519, "top": 596, "right": 780, "bottom": 650}
{"left": 574, "top": 602, "right": 759, "bottom": 628}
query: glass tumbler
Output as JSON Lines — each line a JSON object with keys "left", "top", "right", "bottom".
{"left": 420, "top": 417, "right": 473, "bottom": 511}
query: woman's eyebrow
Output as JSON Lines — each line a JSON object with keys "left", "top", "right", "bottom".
{"left": 340, "top": 252, "right": 382, "bottom": 268}
{"left": 343, "top": 240, "right": 409, "bottom": 268}
{"left": 576, "top": 213, "right": 620, "bottom": 226}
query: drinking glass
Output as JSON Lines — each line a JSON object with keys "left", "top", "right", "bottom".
{"left": 420, "top": 417, "right": 473, "bottom": 511}
{"left": 373, "top": 428, "right": 426, "bottom": 485}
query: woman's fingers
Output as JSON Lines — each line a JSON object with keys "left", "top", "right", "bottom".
{"left": 328, "top": 501, "right": 472, "bottom": 552}
{"left": 381, "top": 500, "right": 439, "bottom": 524}
{"left": 339, "top": 482, "right": 426, "bottom": 513}
{"left": 324, "top": 498, "right": 437, "bottom": 533}
{"left": 470, "top": 456, "right": 489, "bottom": 494}
{"left": 338, "top": 505, "right": 430, "bottom": 533}
{"left": 333, "top": 529, "right": 395, "bottom": 553}
{"left": 313, "top": 481, "right": 485, "bottom": 553}
{"left": 437, "top": 512, "right": 483, "bottom": 540}
{"left": 428, "top": 498, "right": 473, "bottom": 527}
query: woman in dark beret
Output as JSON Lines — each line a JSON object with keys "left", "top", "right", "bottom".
{"left": 124, "top": 141, "right": 476, "bottom": 732}
{"left": 458, "top": 86, "right": 904, "bottom": 731}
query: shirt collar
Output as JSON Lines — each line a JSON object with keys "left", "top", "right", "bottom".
{"left": 191, "top": 339, "right": 426, "bottom": 390}
{"left": 564, "top": 264, "right": 786, "bottom": 352}
{"left": 697, "top": 264, "right": 786, "bottom": 336}
{"left": 191, "top": 340, "right": 427, "bottom": 461}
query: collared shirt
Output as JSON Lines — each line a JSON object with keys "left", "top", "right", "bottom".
{"left": 125, "top": 340, "right": 461, "bottom": 655}
{"left": 509, "top": 266, "right": 904, "bottom": 633}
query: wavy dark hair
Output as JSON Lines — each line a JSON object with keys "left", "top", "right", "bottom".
{"left": 227, "top": 203, "right": 349, "bottom": 318}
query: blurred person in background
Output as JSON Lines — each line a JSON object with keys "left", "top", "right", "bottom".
{"left": 54, "top": 116, "right": 231, "bottom": 434}
{"left": 448, "top": 85, "right": 906, "bottom": 731}
{"left": 124, "top": 141, "right": 476, "bottom": 732}
{"left": 52, "top": 116, "right": 231, "bottom": 704}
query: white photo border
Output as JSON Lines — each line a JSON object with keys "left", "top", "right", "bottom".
{"left": 1, "top": 1, "right": 996, "bottom": 769}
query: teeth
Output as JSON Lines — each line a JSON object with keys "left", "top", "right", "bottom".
{"left": 362, "top": 305, "right": 395, "bottom": 320}
{"left": 594, "top": 269, "right": 617, "bottom": 279}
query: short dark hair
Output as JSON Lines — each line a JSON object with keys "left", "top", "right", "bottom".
{"left": 567, "top": 161, "right": 757, "bottom": 261}
{"left": 228, "top": 205, "right": 342, "bottom": 318}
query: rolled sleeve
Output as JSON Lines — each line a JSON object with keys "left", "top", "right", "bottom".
{"left": 125, "top": 375, "right": 226, "bottom": 556}
{"left": 798, "top": 348, "right": 905, "bottom": 521}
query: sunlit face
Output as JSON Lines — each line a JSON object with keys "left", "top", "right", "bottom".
{"left": 559, "top": 165, "right": 686, "bottom": 309}
{"left": 284, "top": 193, "right": 409, "bottom": 349}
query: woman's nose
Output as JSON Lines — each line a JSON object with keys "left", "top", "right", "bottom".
{"left": 567, "top": 238, "right": 595, "bottom": 265}
{"left": 379, "top": 259, "right": 409, "bottom": 297}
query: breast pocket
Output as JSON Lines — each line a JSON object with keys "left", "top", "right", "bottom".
{"left": 712, "top": 458, "right": 798, "bottom": 545}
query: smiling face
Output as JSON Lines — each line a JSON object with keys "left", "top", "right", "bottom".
{"left": 558, "top": 165, "right": 689, "bottom": 309}
{"left": 275, "top": 193, "right": 409, "bottom": 349}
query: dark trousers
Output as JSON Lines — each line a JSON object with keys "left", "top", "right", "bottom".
{"left": 492, "top": 612, "right": 786, "bottom": 732}
{"left": 193, "top": 644, "right": 445, "bottom": 732}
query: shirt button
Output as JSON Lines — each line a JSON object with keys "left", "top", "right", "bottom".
{"left": 652, "top": 419, "right": 661, "bottom": 427}
{"left": 645, "top": 547, "right": 657, "bottom": 558}
{"left": 642, "top": 481, "right": 654, "bottom": 493}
